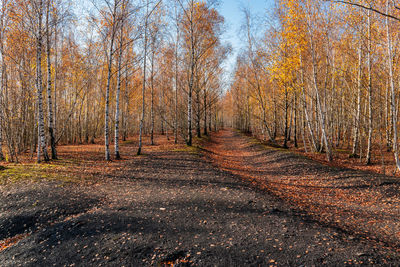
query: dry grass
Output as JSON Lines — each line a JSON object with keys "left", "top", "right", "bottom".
{"left": 0, "top": 134, "right": 190, "bottom": 185}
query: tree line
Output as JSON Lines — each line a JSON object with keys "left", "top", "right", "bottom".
{"left": 0, "top": 0, "right": 228, "bottom": 162}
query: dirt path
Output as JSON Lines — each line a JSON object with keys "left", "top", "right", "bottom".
{"left": 0, "top": 131, "right": 399, "bottom": 266}
{"left": 204, "top": 129, "right": 400, "bottom": 260}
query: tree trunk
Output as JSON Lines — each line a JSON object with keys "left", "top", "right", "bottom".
{"left": 150, "top": 46, "right": 155, "bottom": 145}
{"left": 386, "top": 2, "right": 400, "bottom": 172}
{"left": 351, "top": 39, "right": 362, "bottom": 158}
{"left": 123, "top": 66, "right": 129, "bottom": 141}
{"left": 203, "top": 90, "right": 208, "bottom": 136}
{"left": 308, "top": 21, "right": 332, "bottom": 161}
{"left": 283, "top": 87, "right": 289, "bottom": 148}
{"left": 196, "top": 90, "right": 201, "bottom": 138}
{"left": 36, "top": 0, "right": 49, "bottom": 163}
{"left": 300, "top": 54, "right": 318, "bottom": 152}
{"left": 0, "top": 9, "right": 5, "bottom": 161}
{"left": 294, "top": 92, "right": 298, "bottom": 148}
{"left": 366, "top": 8, "right": 373, "bottom": 165}
{"left": 53, "top": 18, "right": 58, "bottom": 148}
{"left": 104, "top": 30, "right": 115, "bottom": 160}
{"left": 46, "top": 1, "right": 57, "bottom": 160}
{"left": 115, "top": 28, "right": 124, "bottom": 160}
{"left": 174, "top": 52, "right": 178, "bottom": 143}
{"left": 187, "top": 5, "right": 194, "bottom": 146}
{"left": 138, "top": 0, "right": 149, "bottom": 155}
{"left": 174, "top": 5, "right": 179, "bottom": 144}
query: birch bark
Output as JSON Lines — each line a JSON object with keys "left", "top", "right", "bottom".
{"left": 36, "top": 0, "right": 49, "bottom": 163}
{"left": 46, "top": 0, "right": 57, "bottom": 160}
{"left": 386, "top": 2, "right": 400, "bottom": 171}
{"left": 115, "top": 24, "right": 124, "bottom": 159}
{"left": 366, "top": 8, "right": 373, "bottom": 165}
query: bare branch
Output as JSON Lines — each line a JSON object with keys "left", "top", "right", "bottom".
{"left": 325, "top": 0, "right": 400, "bottom": 21}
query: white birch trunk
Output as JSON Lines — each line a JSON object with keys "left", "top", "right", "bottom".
{"left": 36, "top": 0, "right": 49, "bottom": 163}
{"left": 386, "top": 2, "right": 400, "bottom": 172}
{"left": 46, "top": 0, "right": 57, "bottom": 160}
{"left": 115, "top": 27, "right": 123, "bottom": 160}
{"left": 105, "top": 5, "right": 117, "bottom": 161}
{"left": 174, "top": 15, "right": 179, "bottom": 144}
{"left": 351, "top": 39, "right": 362, "bottom": 157}
{"left": 0, "top": 6, "right": 5, "bottom": 161}
{"left": 300, "top": 54, "right": 317, "bottom": 152}
{"left": 366, "top": 8, "right": 373, "bottom": 165}
{"left": 150, "top": 44, "right": 155, "bottom": 145}
{"left": 307, "top": 14, "right": 332, "bottom": 161}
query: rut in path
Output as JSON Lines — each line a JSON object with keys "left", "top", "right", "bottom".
{"left": 204, "top": 129, "right": 400, "bottom": 249}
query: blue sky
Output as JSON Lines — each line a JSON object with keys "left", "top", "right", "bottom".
{"left": 218, "top": 0, "right": 275, "bottom": 78}
{"left": 219, "top": 0, "right": 274, "bottom": 51}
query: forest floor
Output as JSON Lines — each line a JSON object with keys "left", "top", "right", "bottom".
{"left": 0, "top": 130, "right": 400, "bottom": 266}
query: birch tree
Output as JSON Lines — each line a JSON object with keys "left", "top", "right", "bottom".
{"left": 93, "top": 0, "right": 125, "bottom": 160}
{"left": 137, "top": 0, "right": 161, "bottom": 155}
{"left": 35, "top": 0, "right": 50, "bottom": 162}
{"left": 137, "top": 0, "right": 149, "bottom": 155}
{"left": 45, "top": 0, "right": 57, "bottom": 159}
{"left": 0, "top": 0, "right": 9, "bottom": 161}
{"left": 385, "top": 1, "right": 400, "bottom": 171}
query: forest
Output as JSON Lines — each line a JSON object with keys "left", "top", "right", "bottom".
{"left": 226, "top": 0, "right": 400, "bottom": 172}
{"left": 3, "top": 0, "right": 400, "bottom": 174}
{"left": 0, "top": 0, "right": 228, "bottom": 163}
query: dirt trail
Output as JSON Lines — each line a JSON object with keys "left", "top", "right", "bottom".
{"left": 0, "top": 131, "right": 399, "bottom": 266}
{"left": 204, "top": 130, "right": 400, "bottom": 250}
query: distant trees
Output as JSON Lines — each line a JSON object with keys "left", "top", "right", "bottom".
{"left": 178, "top": 0, "right": 227, "bottom": 145}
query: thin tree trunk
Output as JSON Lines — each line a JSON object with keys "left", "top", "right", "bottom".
{"left": 366, "top": 8, "right": 373, "bottom": 165}
{"left": 53, "top": 15, "right": 58, "bottom": 147}
{"left": 283, "top": 87, "right": 289, "bottom": 148}
{"left": 301, "top": 109, "right": 308, "bottom": 153}
{"left": 150, "top": 45, "right": 155, "bottom": 145}
{"left": 36, "top": 0, "right": 49, "bottom": 163}
{"left": 85, "top": 87, "right": 90, "bottom": 143}
{"left": 123, "top": 67, "right": 129, "bottom": 141}
{"left": 300, "top": 54, "right": 318, "bottom": 152}
{"left": 0, "top": 8, "right": 5, "bottom": 161}
{"left": 294, "top": 92, "right": 298, "bottom": 148}
{"left": 204, "top": 89, "right": 208, "bottom": 136}
{"left": 208, "top": 101, "right": 212, "bottom": 132}
{"left": 138, "top": 0, "right": 149, "bottom": 155}
{"left": 174, "top": 5, "right": 179, "bottom": 144}
{"left": 385, "top": 78, "right": 392, "bottom": 151}
{"left": 105, "top": 8, "right": 117, "bottom": 161}
{"left": 351, "top": 39, "right": 362, "bottom": 158}
{"left": 187, "top": 5, "right": 194, "bottom": 146}
{"left": 308, "top": 21, "right": 332, "bottom": 161}
{"left": 386, "top": 2, "right": 400, "bottom": 172}
{"left": 196, "top": 90, "right": 201, "bottom": 138}
{"left": 161, "top": 93, "right": 165, "bottom": 135}
{"left": 174, "top": 43, "right": 179, "bottom": 144}
{"left": 115, "top": 27, "right": 124, "bottom": 160}
{"left": 46, "top": 1, "right": 57, "bottom": 160}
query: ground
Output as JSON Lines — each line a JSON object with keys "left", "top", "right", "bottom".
{"left": 0, "top": 129, "right": 400, "bottom": 266}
